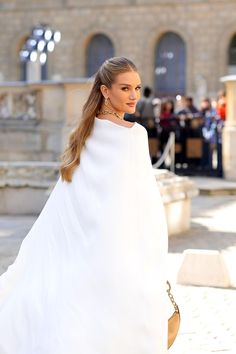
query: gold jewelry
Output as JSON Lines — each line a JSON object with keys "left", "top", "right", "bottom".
{"left": 98, "top": 97, "right": 124, "bottom": 120}
{"left": 98, "top": 109, "right": 123, "bottom": 120}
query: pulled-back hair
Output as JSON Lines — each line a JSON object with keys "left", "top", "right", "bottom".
{"left": 60, "top": 57, "right": 138, "bottom": 182}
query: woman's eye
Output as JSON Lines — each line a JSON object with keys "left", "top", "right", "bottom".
{"left": 121, "top": 87, "right": 129, "bottom": 91}
{"left": 136, "top": 86, "right": 141, "bottom": 91}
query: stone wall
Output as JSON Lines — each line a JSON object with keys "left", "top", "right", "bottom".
{"left": 0, "top": 0, "right": 235, "bottom": 99}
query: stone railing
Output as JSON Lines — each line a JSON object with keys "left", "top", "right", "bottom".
{"left": 0, "top": 161, "right": 59, "bottom": 188}
{"left": 0, "top": 88, "right": 39, "bottom": 121}
{"left": 0, "top": 80, "right": 92, "bottom": 161}
{"left": 154, "top": 169, "right": 199, "bottom": 235}
{"left": 154, "top": 169, "right": 198, "bottom": 204}
{"left": 0, "top": 161, "right": 59, "bottom": 215}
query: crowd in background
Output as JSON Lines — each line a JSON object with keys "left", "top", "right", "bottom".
{"left": 125, "top": 87, "right": 226, "bottom": 176}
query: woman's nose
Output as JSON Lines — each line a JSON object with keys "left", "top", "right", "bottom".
{"left": 129, "top": 90, "right": 137, "bottom": 100}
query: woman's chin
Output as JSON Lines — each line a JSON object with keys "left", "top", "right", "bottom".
{"left": 126, "top": 107, "right": 136, "bottom": 114}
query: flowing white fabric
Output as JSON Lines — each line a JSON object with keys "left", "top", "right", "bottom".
{"left": 0, "top": 117, "right": 168, "bottom": 354}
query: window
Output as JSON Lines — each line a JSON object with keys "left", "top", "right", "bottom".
{"left": 154, "top": 32, "right": 186, "bottom": 97}
{"left": 86, "top": 34, "right": 114, "bottom": 77}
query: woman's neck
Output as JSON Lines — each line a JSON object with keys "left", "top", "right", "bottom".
{"left": 98, "top": 105, "right": 124, "bottom": 121}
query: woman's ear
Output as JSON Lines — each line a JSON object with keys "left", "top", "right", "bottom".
{"left": 100, "top": 85, "right": 109, "bottom": 99}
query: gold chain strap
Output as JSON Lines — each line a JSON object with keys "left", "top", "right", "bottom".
{"left": 166, "top": 281, "right": 179, "bottom": 314}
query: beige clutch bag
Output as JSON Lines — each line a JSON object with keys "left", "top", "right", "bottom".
{"left": 167, "top": 281, "right": 181, "bottom": 349}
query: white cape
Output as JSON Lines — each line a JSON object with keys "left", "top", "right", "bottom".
{"left": 0, "top": 118, "right": 168, "bottom": 354}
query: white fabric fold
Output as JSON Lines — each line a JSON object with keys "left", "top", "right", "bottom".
{"left": 0, "top": 118, "right": 168, "bottom": 354}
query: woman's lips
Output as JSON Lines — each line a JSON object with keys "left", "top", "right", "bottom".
{"left": 127, "top": 103, "right": 136, "bottom": 107}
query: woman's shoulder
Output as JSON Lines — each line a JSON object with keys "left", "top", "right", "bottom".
{"left": 94, "top": 117, "right": 134, "bottom": 129}
{"left": 87, "top": 118, "right": 148, "bottom": 153}
{"left": 94, "top": 117, "right": 147, "bottom": 135}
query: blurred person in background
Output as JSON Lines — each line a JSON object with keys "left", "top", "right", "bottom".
{"left": 136, "top": 86, "right": 159, "bottom": 163}
{"left": 177, "top": 96, "right": 199, "bottom": 119}
{"left": 200, "top": 98, "right": 218, "bottom": 170}
{"left": 212, "top": 96, "right": 224, "bottom": 176}
{"left": 159, "top": 98, "right": 176, "bottom": 152}
{"left": 216, "top": 90, "right": 226, "bottom": 121}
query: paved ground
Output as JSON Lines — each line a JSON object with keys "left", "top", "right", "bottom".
{"left": 168, "top": 191, "right": 236, "bottom": 354}
{"left": 0, "top": 179, "right": 236, "bottom": 353}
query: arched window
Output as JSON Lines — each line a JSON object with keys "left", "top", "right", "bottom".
{"left": 86, "top": 34, "right": 114, "bottom": 77}
{"left": 154, "top": 32, "right": 186, "bottom": 97}
{"left": 228, "top": 34, "right": 236, "bottom": 74}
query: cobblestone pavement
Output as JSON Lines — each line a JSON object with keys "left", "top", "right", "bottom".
{"left": 168, "top": 194, "right": 236, "bottom": 354}
{"left": 0, "top": 194, "right": 236, "bottom": 353}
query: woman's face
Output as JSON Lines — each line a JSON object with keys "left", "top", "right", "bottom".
{"left": 101, "top": 71, "right": 141, "bottom": 115}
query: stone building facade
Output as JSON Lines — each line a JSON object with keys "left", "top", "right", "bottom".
{"left": 0, "top": 0, "right": 236, "bottom": 100}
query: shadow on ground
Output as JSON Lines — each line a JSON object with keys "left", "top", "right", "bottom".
{"left": 169, "top": 221, "right": 236, "bottom": 253}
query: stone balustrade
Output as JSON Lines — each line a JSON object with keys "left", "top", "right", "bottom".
{"left": 0, "top": 80, "right": 92, "bottom": 161}
{"left": 154, "top": 169, "right": 199, "bottom": 236}
{"left": 0, "top": 161, "right": 59, "bottom": 215}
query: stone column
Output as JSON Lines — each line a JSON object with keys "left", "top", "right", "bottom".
{"left": 220, "top": 75, "right": 236, "bottom": 181}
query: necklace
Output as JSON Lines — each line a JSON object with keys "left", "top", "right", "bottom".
{"left": 98, "top": 109, "right": 124, "bottom": 120}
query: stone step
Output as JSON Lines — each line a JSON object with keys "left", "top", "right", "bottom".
{"left": 177, "top": 249, "right": 231, "bottom": 288}
{"left": 190, "top": 177, "right": 236, "bottom": 196}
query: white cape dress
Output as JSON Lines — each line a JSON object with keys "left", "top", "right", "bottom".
{"left": 0, "top": 117, "right": 168, "bottom": 354}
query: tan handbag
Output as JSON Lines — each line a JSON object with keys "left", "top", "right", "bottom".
{"left": 167, "top": 281, "right": 180, "bottom": 349}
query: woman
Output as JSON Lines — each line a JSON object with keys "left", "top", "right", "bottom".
{"left": 216, "top": 90, "right": 226, "bottom": 121}
{"left": 136, "top": 86, "right": 159, "bottom": 164}
{"left": 0, "top": 57, "right": 168, "bottom": 354}
{"left": 200, "top": 98, "right": 218, "bottom": 170}
{"left": 159, "top": 99, "right": 175, "bottom": 144}
{"left": 159, "top": 98, "right": 178, "bottom": 158}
